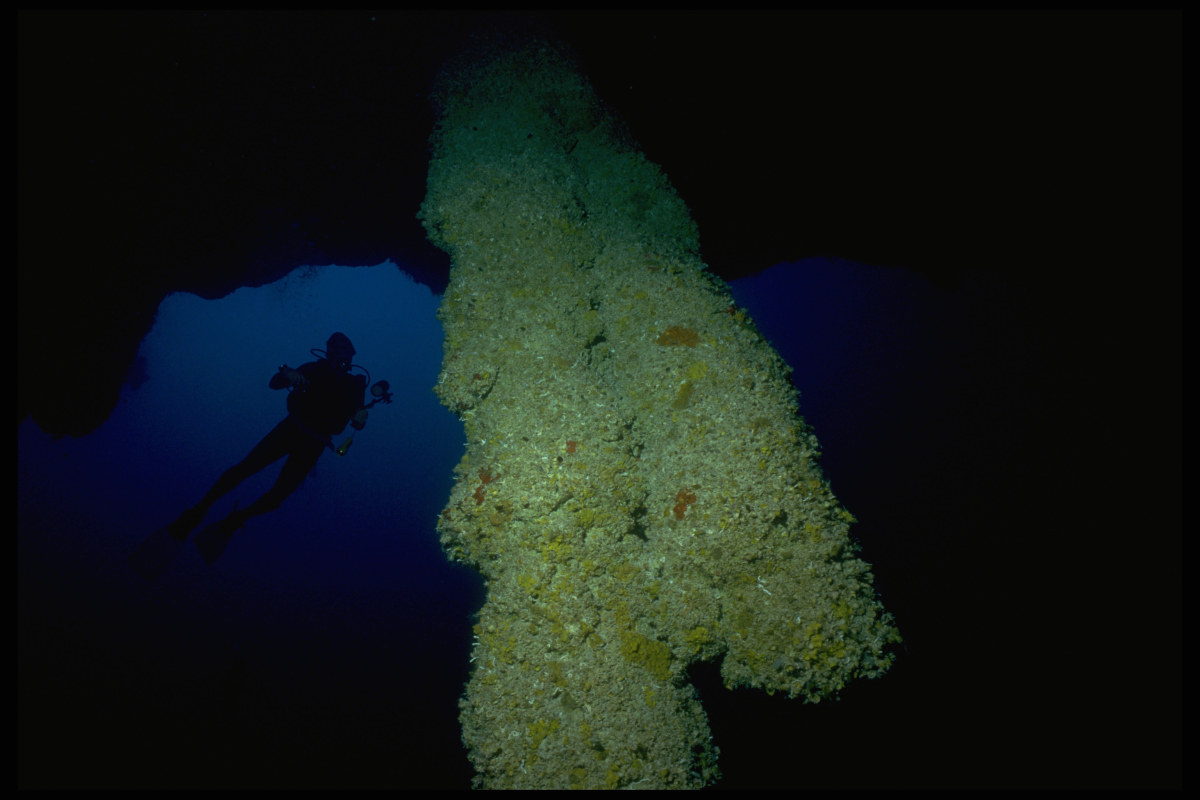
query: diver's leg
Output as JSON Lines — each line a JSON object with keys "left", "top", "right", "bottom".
{"left": 195, "top": 432, "right": 323, "bottom": 565}
{"left": 225, "top": 433, "right": 325, "bottom": 526}
{"left": 168, "top": 420, "right": 292, "bottom": 540}
{"left": 197, "top": 420, "right": 295, "bottom": 511}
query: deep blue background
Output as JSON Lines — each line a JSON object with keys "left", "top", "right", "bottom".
{"left": 18, "top": 262, "right": 481, "bottom": 788}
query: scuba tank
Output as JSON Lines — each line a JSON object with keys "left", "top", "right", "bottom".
{"left": 292, "top": 342, "right": 395, "bottom": 458}
{"left": 280, "top": 352, "right": 393, "bottom": 460}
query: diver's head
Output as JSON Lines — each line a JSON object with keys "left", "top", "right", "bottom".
{"left": 325, "top": 332, "right": 356, "bottom": 372}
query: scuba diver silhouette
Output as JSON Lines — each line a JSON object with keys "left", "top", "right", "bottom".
{"left": 129, "top": 332, "right": 393, "bottom": 576}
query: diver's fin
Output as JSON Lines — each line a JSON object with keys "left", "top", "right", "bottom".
{"left": 195, "top": 504, "right": 246, "bottom": 566}
{"left": 128, "top": 526, "right": 186, "bottom": 580}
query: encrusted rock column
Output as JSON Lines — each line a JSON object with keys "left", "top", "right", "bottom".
{"left": 419, "top": 32, "right": 900, "bottom": 790}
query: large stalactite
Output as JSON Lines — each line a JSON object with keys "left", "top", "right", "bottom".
{"left": 419, "top": 32, "right": 900, "bottom": 789}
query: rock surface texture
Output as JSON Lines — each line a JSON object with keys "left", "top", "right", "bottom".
{"left": 419, "top": 33, "right": 900, "bottom": 789}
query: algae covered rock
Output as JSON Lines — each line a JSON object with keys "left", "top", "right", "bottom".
{"left": 420, "top": 29, "right": 899, "bottom": 790}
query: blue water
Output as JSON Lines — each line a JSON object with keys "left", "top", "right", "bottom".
{"left": 18, "top": 262, "right": 482, "bottom": 787}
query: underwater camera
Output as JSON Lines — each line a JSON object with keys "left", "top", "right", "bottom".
{"left": 368, "top": 380, "right": 393, "bottom": 407}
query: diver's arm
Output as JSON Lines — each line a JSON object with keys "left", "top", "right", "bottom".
{"left": 271, "top": 365, "right": 309, "bottom": 390}
{"left": 348, "top": 374, "right": 368, "bottom": 430}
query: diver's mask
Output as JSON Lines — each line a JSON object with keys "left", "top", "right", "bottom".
{"left": 324, "top": 332, "right": 356, "bottom": 372}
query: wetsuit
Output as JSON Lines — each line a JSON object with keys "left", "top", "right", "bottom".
{"left": 199, "top": 360, "right": 367, "bottom": 519}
